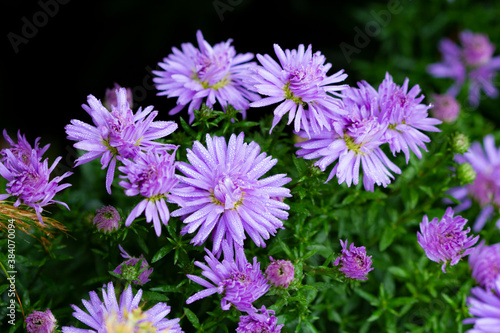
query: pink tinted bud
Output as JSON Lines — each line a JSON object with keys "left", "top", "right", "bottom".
{"left": 430, "top": 94, "right": 460, "bottom": 123}
{"left": 93, "top": 205, "right": 120, "bottom": 233}
{"left": 265, "top": 257, "right": 294, "bottom": 288}
{"left": 26, "top": 309, "right": 57, "bottom": 333}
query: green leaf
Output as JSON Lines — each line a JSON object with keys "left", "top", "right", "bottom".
{"left": 141, "top": 291, "right": 168, "bottom": 302}
{"left": 387, "top": 266, "right": 408, "bottom": 279}
{"left": 184, "top": 307, "right": 201, "bottom": 329}
{"left": 179, "top": 117, "right": 197, "bottom": 137}
{"left": 379, "top": 227, "right": 397, "bottom": 251}
{"left": 355, "top": 289, "right": 380, "bottom": 306}
{"left": 367, "top": 308, "right": 384, "bottom": 322}
{"left": 151, "top": 244, "right": 173, "bottom": 263}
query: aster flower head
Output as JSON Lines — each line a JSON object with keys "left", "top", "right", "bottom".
{"left": 430, "top": 94, "right": 460, "bottom": 123}
{"left": 295, "top": 84, "right": 401, "bottom": 191}
{"left": 377, "top": 73, "right": 442, "bottom": 163}
{"left": 113, "top": 245, "right": 153, "bottom": 285}
{"left": 446, "top": 135, "right": 500, "bottom": 231}
{"left": 463, "top": 278, "right": 500, "bottom": 332}
{"left": 62, "top": 282, "right": 183, "bottom": 333}
{"left": 65, "top": 87, "right": 178, "bottom": 194}
{"left": 118, "top": 148, "right": 181, "bottom": 237}
{"left": 236, "top": 306, "right": 283, "bottom": 333}
{"left": 427, "top": 30, "right": 500, "bottom": 107}
{"left": 460, "top": 30, "right": 496, "bottom": 67}
{"left": 468, "top": 241, "right": 500, "bottom": 290}
{"left": 417, "top": 207, "right": 479, "bottom": 273}
{"left": 333, "top": 239, "right": 374, "bottom": 280}
{"left": 172, "top": 132, "right": 291, "bottom": 254}
{"left": 250, "top": 43, "right": 348, "bottom": 136}
{"left": 265, "top": 257, "right": 295, "bottom": 288}
{"left": 0, "top": 148, "right": 72, "bottom": 224}
{"left": 93, "top": 205, "right": 121, "bottom": 233}
{"left": 186, "top": 240, "right": 269, "bottom": 312}
{"left": 26, "top": 309, "right": 57, "bottom": 333}
{"left": 1, "top": 129, "right": 49, "bottom": 166}
{"left": 153, "top": 30, "right": 259, "bottom": 123}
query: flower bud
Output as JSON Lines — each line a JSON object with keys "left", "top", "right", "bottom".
{"left": 265, "top": 257, "right": 295, "bottom": 288}
{"left": 26, "top": 309, "right": 57, "bottom": 333}
{"left": 451, "top": 132, "right": 470, "bottom": 155}
{"left": 430, "top": 94, "right": 460, "bottom": 123}
{"left": 93, "top": 206, "right": 121, "bottom": 233}
{"left": 457, "top": 162, "right": 477, "bottom": 185}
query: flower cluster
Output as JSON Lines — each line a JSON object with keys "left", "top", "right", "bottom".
{"left": 172, "top": 132, "right": 292, "bottom": 254}
{"left": 62, "top": 282, "right": 183, "bottom": 333}
{"left": 417, "top": 207, "right": 479, "bottom": 273}
{"left": 427, "top": 30, "right": 500, "bottom": 106}
{"left": 153, "top": 30, "right": 259, "bottom": 123}
{"left": 447, "top": 135, "right": 500, "bottom": 231}
{"left": 65, "top": 87, "right": 178, "bottom": 194}
{"left": 295, "top": 73, "right": 441, "bottom": 191}
{"left": 0, "top": 130, "right": 72, "bottom": 224}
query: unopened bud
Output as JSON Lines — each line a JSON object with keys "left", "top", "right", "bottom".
{"left": 451, "top": 132, "right": 470, "bottom": 155}
{"left": 457, "top": 162, "right": 477, "bottom": 185}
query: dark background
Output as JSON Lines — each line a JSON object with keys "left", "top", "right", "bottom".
{"left": 2, "top": 0, "right": 371, "bottom": 166}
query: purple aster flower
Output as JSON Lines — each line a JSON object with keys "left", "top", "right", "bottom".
{"left": 463, "top": 278, "right": 500, "bottom": 332}
{"left": 26, "top": 309, "right": 57, "bottom": 333}
{"left": 186, "top": 240, "right": 269, "bottom": 312}
{"left": 153, "top": 30, "right": 259, "bottom": 123}
{"left": 468, "top": 241, "right": 500, "bottom": 291}
{"left": 118, "top": 148, "right": 181, "bottom": 237}
{"left": 333, "top": 239, "right": 374, "bottom": 280}
{"left": 427, "top": 37, "right": 467, "bottom": 97}
{"left": 376, "top": 73, "right": 442, "bottom": 163}
{"left": 461, "top": 30, "right": 496, "bottom": 67}
{"left": 62, "top": 281, "right": 183, "bottom": 333}
{"left": 427, "top": 31, "right": 500, "bottom": 107}
{"left": 265, "top": 257, "right": 295, "bottom": 288}
{"left": 236, "top": 306, "right": 283, "bottom": 333}
{"left": 65, "top": 87, "right": 178, "bottom": 194}
{"left": 295, "top": 84, "right": 401, "bottom": 191}
{"left": 0, "top": 149, "right": 72, "bottom": 224}
{"left": 172, "top": 132, "right": 291, "bottom": 254}
{"left": 1, "top": 129, "right": 49, "bottom": 166}
{"left": 250, "top": 44, "right": 348, "bottom": 136}
{"left": 104, "top": 83, "right": 133, "bottom": 110}
{"left": 446, "top": 135, "right": 500, "bottom": 231}
{"left": 113, "top": 245, "right": 153, "bottom": 285}
{"left": 417, "top": 207, "right": 479, "bottom": 273}
{"left": 430, "top": 94, "right": 460, "bottom": 123}
{"left": 93, "top": 205, "right": 120, "bottom": 233}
